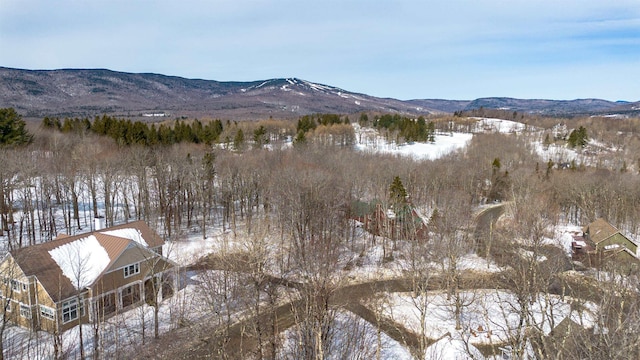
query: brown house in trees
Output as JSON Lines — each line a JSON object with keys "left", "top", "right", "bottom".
{"left": 572, "top": 218, "right": 640, "bottom": 269}
{"left": 350, "top": 200, "right": 429, "bottom": 241}
{"left": 0, "top": 220, "right": 176, "bottom": 333}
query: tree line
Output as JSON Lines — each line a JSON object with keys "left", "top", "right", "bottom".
{"left": 37, "top": 112, "right": 359, "bottom": 150}
{"left": 372, "top": 114, "right": 436, "bottom": 143}
{"left": 41, "top": 115, "right": 225, "bottom": 146}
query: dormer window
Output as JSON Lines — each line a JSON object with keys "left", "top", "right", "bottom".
{"left": 124, "top": 263, "right": 140, "bottom": 278}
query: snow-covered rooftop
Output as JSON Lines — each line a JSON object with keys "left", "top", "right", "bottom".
{"left": 48, "top": 235, "right": 111, "bottom": 289}
{"left": 101, "top": 228, "right": 148, "bottom": 247}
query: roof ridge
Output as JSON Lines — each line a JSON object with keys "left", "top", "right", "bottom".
{"left": 91, "top": 233, "right": 136, "bottom": 282}
{"left": 10, "top": 221, "right": 159, "bottom": 255}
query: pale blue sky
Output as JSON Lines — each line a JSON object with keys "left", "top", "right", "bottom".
{"left": 1, "top": 0, "right": 638, "bottom": 101}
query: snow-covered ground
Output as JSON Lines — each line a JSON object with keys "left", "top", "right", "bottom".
{"left": 374, "top": 290, "right": 596, "bottom": 348}
{"left": 3, "top": 269, "right": 209, "bottom": 359}
{"left": 471, "top": 117, "right": 535, "bottom": 134}
{"left": 279, "top": 311, "right": 413, "bottom": 360}
{"left": 352, "top": 117, "right": 544, "bottom": 161}
{"left": 164, "top": 227, "right": 236, "bottom": 266}
{"left": 552, "top": 224, "right": 583, "bottom": 256}
{"left": 353, "top": 123, "right": 472, "bottom": 160}
{"left": 532, "top": 141, "right": 583, "bottom": 165}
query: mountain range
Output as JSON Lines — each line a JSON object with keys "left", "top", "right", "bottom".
{"left": 1, "top": 67, "right": 638, "bottom": 120}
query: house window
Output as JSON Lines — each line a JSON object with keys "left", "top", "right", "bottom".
{"left": 123, "top": 263, "right": 140, "bottom": 278}
{"left": 10, "top": 280, "right": 22, "bottom": 293}
{"left": 20, "top": 304, "right": 31, "bottom": 319}
{"left": 96, "top": 293, "right": 116, "bottom": 316}
{"left": 4, "top": 300, "right": 11, "bottom": 312}
{"left": 40, "top": 305, "right": 55, "bottom": 320}
{"left": 62, "top": 299, "right": 79, "bottom": 323}
{"left": 120, "top": 284, "right": 141, "bottom": 308}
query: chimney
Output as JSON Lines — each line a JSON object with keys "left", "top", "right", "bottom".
{"left": 95, "top": 216, "right": 106, "bottom": 231}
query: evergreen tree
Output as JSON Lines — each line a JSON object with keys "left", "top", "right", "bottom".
{"left": 488, "top": 170, "right": 510, "bottom": 201}
{"left": 131, "top": 121, "right": 149, "bottom": 145}
{"left": 158, "top": 124, "right": 174, "bottom": 145}
{"left": 41, "top": 116, "right": 55, "bottom": 129}
{"left": 0, "top": 108, "right": 32, "bottom": 146}
{"left": 147, "top": 124, "right": 159, "bottom": 145}
{"left": 61, "top": 118, "right": 74, "bottom": 133}
{"left": 202, "top": 152, "right": 216, "bottom": 179}
{"left": 427, "top": 121, "right": 436, "bottom": 142}
{"left": 359, "top": 113, "right": 369, "bottom": 125}
{"left": 201, "top": 119, "right": 223, "bottom": 145}
{"left": 82, "top": 118, "right": 92, "bottom": 132}
{"left": 192, "top": 119, "right": 204, "bottom": 143}
{"left": 389, "top": 176, "right": 408, "bottom": 205}
{"left": 297, "top": 116, "right": 317, "bottom": 133}
{"left": 233, "top": 129, "right": 245, "bottom": 150}
{"left": 253, "top": 125, "right": 268, "bottom": 147}
{"left": 492, "top": 158, "right": 501, "bottom": 175}
{"left": 293, "top": 130, "right": 307, "bottom": 145}
{"left": 567, "top": 126, "right": 588, "bottom": 148}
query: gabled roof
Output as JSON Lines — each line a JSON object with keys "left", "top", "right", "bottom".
{"left": 9, "top": 221, "right": 165, "bottom": 303}
{"left": 350, "top": 200, "right": 379, "bottom": 218}
{"left": 583, "top": 218, "right": 620, "bottom": 244}
{"left": 98, "top": 220, "right": 165, "bottom": 249}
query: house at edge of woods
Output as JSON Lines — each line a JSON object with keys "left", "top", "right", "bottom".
{"left": 573, "top": 218, "right": 640, "bottom": 270}
{"left": 350, "top": 200, "right": 429, "bottom": 241}
{"left": 0, "top": 219, "right": 177, "bottom": 334}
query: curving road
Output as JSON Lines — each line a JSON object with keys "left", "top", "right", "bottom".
{"left": 138, "top": 202, "right": 588, "bottom": 359}
{"left": 137, "top": 272, "right": 506, "bottom": 359}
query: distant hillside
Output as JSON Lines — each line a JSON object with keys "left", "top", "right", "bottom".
{"left": 406, "top": 99, "right": 471, "bottom": 113}
{"left": 462, "top": 97, "right": 623, "bottom": 115}
{"left": 0, "top": 67, "right": 637, "bottom": 120}
{"left": 0, "top": 67, "right": 435, "bottom": 120}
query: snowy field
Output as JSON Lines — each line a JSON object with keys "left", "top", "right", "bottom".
{"left": 355, "top": 131, "right": 473, "bottom": 161}
{"left": 353, "top": 123, "right": 473, "bottom": 160}
{"left": 471, "top": 117, "right": 535, "bottom": 134}
{"left": 353, "top": 117, "right": 544, "bottom": 161}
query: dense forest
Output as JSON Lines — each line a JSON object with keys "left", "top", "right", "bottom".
{"left": 1, "top": 107, "right": 640, "bottom": 359}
